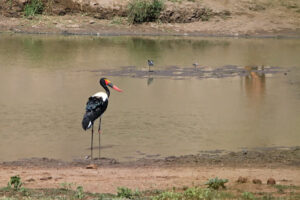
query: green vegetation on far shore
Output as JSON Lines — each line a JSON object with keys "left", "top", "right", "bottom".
{"left": 127, "top": 0, "right": 164, "bottom": 24}
{"left": 24, "top": 0, "right": 44, "bottom": 17}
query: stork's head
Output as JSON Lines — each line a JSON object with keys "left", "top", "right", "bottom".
{"left": 99, "top": 78, "right": 122, "bottom": 92}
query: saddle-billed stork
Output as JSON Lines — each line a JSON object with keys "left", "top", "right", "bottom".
{"left": 82, "top": 78, "right": 122, "bottom": 158}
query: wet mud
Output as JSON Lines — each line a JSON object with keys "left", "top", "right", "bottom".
{"left": 1, "top": 146, "right": 299, "bottom": 169}
{"left": 97, "top": 65, "right": 288, "bottom": 79}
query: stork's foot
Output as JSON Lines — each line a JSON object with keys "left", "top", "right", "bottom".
{"left": 98, "top": 130, "right": 101, "bottom": 134}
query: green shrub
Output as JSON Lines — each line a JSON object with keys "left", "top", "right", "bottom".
{"left": 75, "top": 186, "right": 85, "bottom": 199}
{"left": 183, "top": 187, "right": 213, "bottom": 199}
{"left": 59, "top": 182, "right": 74, "bottom": 191}
{"left": 151, "top": 187, "right": 233, "bottom": 200}
{"left": 7, "top": 175, "right": 22, "bottom": 191}
{"left": 24, "top": 0, "right": 44, "bottom": 17}
{"left": 205, "top": 177, "right": 228, "bottom": 190}
{"left": 117, "top": 187, "right": 134, "bottom": 199}
{"left": 242, "top": 192, "right": 255, "bottom": 200}
{"left": 127, "top": 0, "right": 164, "bottom": 24}
{"left": 152, "top": 191, "right": 181, "bottom": 200}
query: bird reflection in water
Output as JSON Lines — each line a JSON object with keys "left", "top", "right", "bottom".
{"left": 244, "top": 66, "right": 266, "bottom": 105}
{"left": 147, "top": 76, "right": 154, "bottom": 86}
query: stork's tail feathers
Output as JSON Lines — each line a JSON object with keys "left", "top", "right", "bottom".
{"left": 82, "top": 113, "right": 92, "bottom": 130}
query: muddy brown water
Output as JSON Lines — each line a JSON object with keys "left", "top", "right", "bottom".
{"left": 0, "top": 33, "right": 299, "bottom": 162}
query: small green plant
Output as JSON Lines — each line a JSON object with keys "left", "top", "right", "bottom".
{"left": 151, "top": 187, "right": 234, "bottom": 200}
{"left": 205, "top": 177, "right": 228, "bottom": 190}
{"left": 127, "top": 0, "right": 164, "bottom": 24}
{"left": 24, "top": 0, "right": 44, "bottom": 17}
{"left": 242, "top": 191, "right": 255, "bottom": 200}
{"left": 20, "top": 187, "right": 30, "bottom": 196}
{"left": 168, "top": 0, "right": 182, "bottom": 3}
{"left": 59, "top": 182, "right": 74, "bottom": 191}
{"left": 117, "top": 187, "right": 132, "bottom": 198}
{"left": 117, "top": 187, "right": 135, "bottom": 199}
{"left": 75, "top": 186, "right": 85, "bottom": 199}
{"left": 152, "top": 191, "right": 181, "bottom": 200}
{"left": 183, "top": 187, "right": 210, "bottom": 199}
{"left": 7, "top": 175, "right": 22, "bottom": 191}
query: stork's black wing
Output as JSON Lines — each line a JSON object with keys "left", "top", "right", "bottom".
{"left": 82, "top": 96, "right": 108, "bottom": 130}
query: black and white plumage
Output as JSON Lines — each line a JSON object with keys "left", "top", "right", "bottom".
{"left": 82, "top": 77, "right": 122, "bottom": 159}
{"left": 82, "top": 92, "right": 109, "bottom": 131}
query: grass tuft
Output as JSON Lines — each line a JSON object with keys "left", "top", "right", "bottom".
{"left": 117, "top": 187, "right": 141, "bottom": 199}
{"left": 127, "top": 0, "right": 164, "bottom": 24}
{"left": 24, "top": 0, "right": 44, "bottom": 17}
{"left": 151, "top": 187, "right": 235, "bottom": 200}
{"left": 7, "top": 176, "right": 22, "bottom": 191}
{"left": 205, "top": 177, "right": 228, "bottom": 190}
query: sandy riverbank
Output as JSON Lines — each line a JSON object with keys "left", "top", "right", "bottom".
{"left": 0, "top": 148, "right": 299, "bottom": 194}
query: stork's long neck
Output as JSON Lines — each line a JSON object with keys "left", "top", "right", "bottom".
{"left": 103, "top": 84, "right": 110, "bottom": 98}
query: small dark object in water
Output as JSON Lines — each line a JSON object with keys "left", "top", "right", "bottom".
{"left": 284, "top": 72, "right": 287, "bottom": 75}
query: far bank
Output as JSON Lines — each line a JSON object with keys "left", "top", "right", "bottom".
{"left": 0, "top": 0, "right": 300, "bottom": 37}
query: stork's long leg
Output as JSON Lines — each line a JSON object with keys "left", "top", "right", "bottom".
{"left": 98, "top": 118, "right": 102, "bottom": 159}
{"left": 91, "top": 124, "right": 94, "bottom": 159}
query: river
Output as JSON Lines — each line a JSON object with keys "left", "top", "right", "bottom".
{"left": 0, "top": 34, "right": 299, "bottom": 161}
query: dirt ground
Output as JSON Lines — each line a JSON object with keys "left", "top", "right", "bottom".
{"left": 0, "top": 148, "right": 299, "bottom": 194}
{"left": 1, "top": 165, "right": 300, "bottom": 194}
